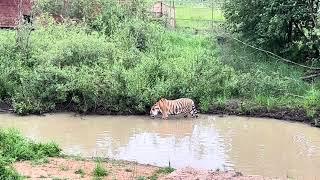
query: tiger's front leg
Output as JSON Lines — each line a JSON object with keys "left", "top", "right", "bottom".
{"left": 162, "top": 112, "right": 168, "bottom": 120}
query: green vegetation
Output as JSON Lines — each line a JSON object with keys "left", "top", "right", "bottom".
{"left": 217, "top": 40, "right": 310, "bottom": 110}
{"left": 175, "top": 6, "right": 224, "bottom": 29}
{"left": 0, "top": 0, "right": 319, "bottom": 125}
{"left": 0, "top": 1, "right": 233, "bottom": 115}
{"left": 176, "top": 6, "right": 222, "bottom": 20}
{"left": 31, "top": 157, "right": 50, "bottom": 165}
{"left": 0, "top": 128, "right": 61, "bottom": 161}
{"left": 221, "top": 0, "right": 320, "bottom": 124}
{"left": 156, "top": 166, "right": 175, "bottom": 174}
{"left": 0, "top": 158, "right": 22, "bottom": 180}
{"left": 52, "top": 178, "right": 68, "bottom": 180}
{"left": 135, "top": 166, "right": 175, "bottom": 180}
{"left": 93, "top": 162, "right": 109, "bottom": 177}
{"left": 136, "top": 176, "right": 147, "bottom": 180}
{"left": 224, "top": 0, "right": 320, "bottom": 63}
{"left": 0, "top": 128, "right": 61, "bottom": 179}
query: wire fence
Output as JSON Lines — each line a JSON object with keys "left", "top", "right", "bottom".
{"left": 148, "top": 0, "right": 225, "bottom": 32}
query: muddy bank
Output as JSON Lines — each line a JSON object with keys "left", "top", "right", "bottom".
{"left": 1, "top": 99, "right": 319, "bottom": 127}
{"left": 208, "top": 106, "right": 312, "bottom": 123}
{"left": 207, "top": 100, "right": 320, "bottom": 127}
{"left": 14, "top": 157, "right": 270, "bottom": 180}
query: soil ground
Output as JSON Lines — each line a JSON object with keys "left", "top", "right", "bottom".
{"left": 14, "top": 157, "right": 276, "bottom": 180}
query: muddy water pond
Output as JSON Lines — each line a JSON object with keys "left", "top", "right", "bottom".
{"left": 0, "top": 113, "right": 319, "bottom": 179}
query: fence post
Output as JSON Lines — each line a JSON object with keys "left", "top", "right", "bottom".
{"left": 172, "top": 0, "right": 176, "bottom": 28}
{"left": 169, "top": 0, "right": 172, "bottom": 28}
{"left": 160, "top": 1, "right": 163, "bottom": 17}
{"left": 211, "top": 0, "right": 214, "bottom": 33}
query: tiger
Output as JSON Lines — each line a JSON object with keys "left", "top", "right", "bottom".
{"left": 150, "top": 98, "right": 198, "bottom": 120}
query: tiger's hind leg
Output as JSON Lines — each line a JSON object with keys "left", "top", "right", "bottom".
{"left": 190, "top": 104, "right": 198, "bottom": 118}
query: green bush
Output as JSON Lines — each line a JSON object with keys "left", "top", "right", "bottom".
{"left": 0, "top": 156, "right": 22, "bottom": 180}
{"left": 303, "top": 87, "right": 320, "bottom": 117}
{"left": 190, "top": 50, "right": 238, "bottom": 111}
{"left": 0, "top": 128, "right": 61, "bottom": 161}
{"left": 35, "top": 0, "right": 102, "bottom": 22}
{"left": 0, "top": 13, "right": 238, "bottom": 115}
{"left": 0, "top": 128, "right": 61, "bottom": 179}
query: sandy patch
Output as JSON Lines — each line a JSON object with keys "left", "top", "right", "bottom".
{"left": 14, "top": 158, "right": 276, "bottom": 180}
{"left": 160, "top": 167, "right": 279, "bottom": 180}
{"left": 14, "top": 157, "right": 161, "bottom": 180}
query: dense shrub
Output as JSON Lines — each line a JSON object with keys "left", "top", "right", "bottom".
{"left": 35, "top": 0, "right": 102, "bottom": 21}
{"left": 0, "top": 0, "right": 240, "bottom": 115}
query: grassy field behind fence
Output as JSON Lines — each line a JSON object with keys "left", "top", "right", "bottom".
{"left": 175, "top": 6, "right": 224, "bottom": 29}
{"left": 149, "top": 0, "right": 225, "bottom": 29}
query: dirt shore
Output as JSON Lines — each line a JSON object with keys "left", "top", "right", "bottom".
{"left": 14, "top": 157, "right": 161, "bottom": 180}
{"left": 162, "top": 167, "right": 278, "bottom": 180}
{"left": 14, "top": 157, "right": 274, "bottom": 180}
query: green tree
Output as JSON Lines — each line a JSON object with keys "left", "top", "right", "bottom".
{"left": 224, "top": 0, "right": 320, "bottom": 63}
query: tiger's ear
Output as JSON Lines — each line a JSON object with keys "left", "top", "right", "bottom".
{"left": 160, "top": 98, "right": 165, "bottom": 101}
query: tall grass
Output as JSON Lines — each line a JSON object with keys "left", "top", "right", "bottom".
{"left": 216, "top": 38, "right": 320, "bottom": 116}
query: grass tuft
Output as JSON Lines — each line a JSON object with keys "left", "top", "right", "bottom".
{"left": 93, "top": 163, "right": 109, "bottom": 177}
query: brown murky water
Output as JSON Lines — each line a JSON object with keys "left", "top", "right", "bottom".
{"left": 0, "top": 113, "right": 319, "bottom": 179}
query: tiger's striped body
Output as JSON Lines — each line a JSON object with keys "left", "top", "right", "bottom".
{"left": 150, "top": 98, "right": 198, "bottom": 119}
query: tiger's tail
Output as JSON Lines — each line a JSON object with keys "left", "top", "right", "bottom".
{"left": 191, "top": 102, "right": 198, "bottom": 118}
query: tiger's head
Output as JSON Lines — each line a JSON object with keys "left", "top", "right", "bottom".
{"left": 150, "top": 98, "right": 166, "bottom": 118}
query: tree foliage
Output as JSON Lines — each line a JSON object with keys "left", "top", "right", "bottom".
{"left": 224, "top": 0, "right": 320, "bottom": 63}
